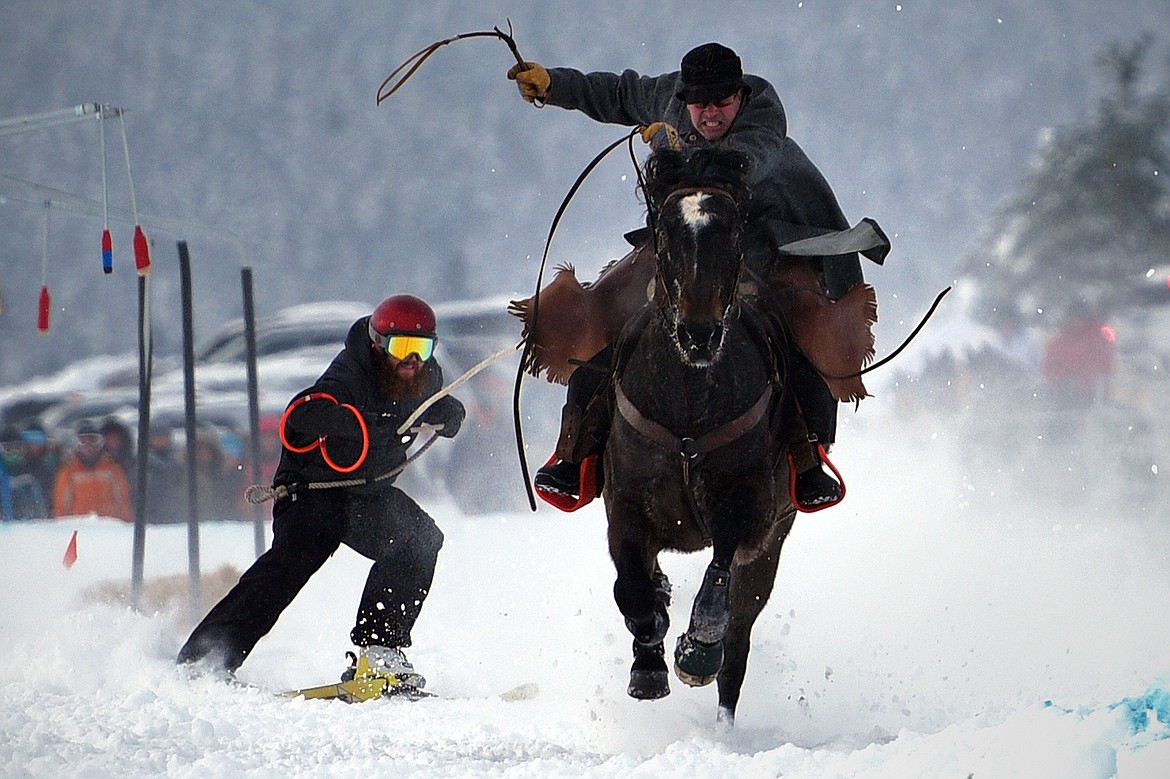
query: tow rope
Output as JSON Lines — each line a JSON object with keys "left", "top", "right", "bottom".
{"left": 244, "top": 342, "right": 521, "bottom": 505}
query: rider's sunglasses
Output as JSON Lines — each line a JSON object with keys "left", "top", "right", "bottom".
{"left": 381, "top": 334, "right": 435, "bottom": 362}
{"left": 689, "top": 93, "right": 741, "bottom": 110}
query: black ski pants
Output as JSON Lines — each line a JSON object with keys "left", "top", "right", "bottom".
{"left": 176, "top": 484, "right": 443, "bottom": 673}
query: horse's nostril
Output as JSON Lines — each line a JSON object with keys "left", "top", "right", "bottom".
{"left": 678, "top": 320, "right": 722, "bottom": 353}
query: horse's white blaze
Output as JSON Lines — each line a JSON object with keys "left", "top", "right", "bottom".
{"left": 679, "top": 193, "right": 712, "bottom": 229}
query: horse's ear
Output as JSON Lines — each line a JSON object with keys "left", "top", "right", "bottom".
{"left": 643, "top": 148, "right": 687, "bottom": 208}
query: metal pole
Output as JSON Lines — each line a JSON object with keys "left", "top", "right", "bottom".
{"left": 241, "top": 267, "right": 266, "bottom": 558}
{"left": 0, "top": 102, "right": 117, "bottom": 138}
{"left": 130, "top": 273, "right": 152, "bottom": 611}
{"left": 178, "top": 241, "right": 201, "bottom": 621}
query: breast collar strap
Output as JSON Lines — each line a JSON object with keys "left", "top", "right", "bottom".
{"left": 614, "top": 382, "right": 772, "bottom": 460}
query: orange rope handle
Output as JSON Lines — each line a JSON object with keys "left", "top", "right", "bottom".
{"left": 318, "top": 403, "right": 369, "bottom": 474}
{"left": 279, "top": 392, "right": 334, "bottom": 453}
{"left": 278, "top": 392, "right": 370, "bottom": 473}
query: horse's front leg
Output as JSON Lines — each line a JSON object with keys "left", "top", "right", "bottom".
{"left": 610, "top": 525, "right": 672, "bottom": 700}
{"left": 717, "top": 508, "right": 795, "bottom": 724}
{"left": 675, "top": 485, "right": 757, "bottom": 688}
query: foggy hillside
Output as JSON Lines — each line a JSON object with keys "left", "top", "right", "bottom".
{"left": 1, "top": 1, "right": 1167, "bottom": 385}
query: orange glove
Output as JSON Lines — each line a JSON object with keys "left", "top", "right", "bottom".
{"left": 639, "top": 122, "right": 680, "bottom": 151}
{"left": 507, "top": 62, "right": 551, "bottom": 104}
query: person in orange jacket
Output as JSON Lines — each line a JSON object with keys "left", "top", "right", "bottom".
{"left": 53, "top": 420, "right": 133, "bottom": 522}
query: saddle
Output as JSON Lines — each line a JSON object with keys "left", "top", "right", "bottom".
{"left": 508, "top": 235, "right": 877, "bottom": 402}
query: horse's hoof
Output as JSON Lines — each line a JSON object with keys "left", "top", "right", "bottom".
{"left": 628, "top": 669, "right": 671, "bottom": 699}
{"left": 628, "top": 639, "right": 671, "bottom": 699}
{"left": 674, "top": 633, "right": 723, "bottom": 687}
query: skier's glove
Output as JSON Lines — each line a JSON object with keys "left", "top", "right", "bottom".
{"left": 507, "top": 62, "right": 550, "bottom": 105}
{"left": 422, "top": 397, "right": 465, "bottom": 439}
{"left": 640, "top": 122, "right": 680, "bottom": 151}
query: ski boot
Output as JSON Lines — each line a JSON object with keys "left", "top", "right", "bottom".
{"left": 343, "top": 645, "right": 427, "bottom": 691}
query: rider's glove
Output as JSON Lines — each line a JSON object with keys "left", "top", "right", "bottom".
{"left": 640, "top": 122, "right": 680, "bottom": 151}
{"left": 507, "top": 62, "right": 551, "bottom": 104}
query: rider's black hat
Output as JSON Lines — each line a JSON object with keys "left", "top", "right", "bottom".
{"left": 676, "top": 43, "right": 751, "bottom": 103}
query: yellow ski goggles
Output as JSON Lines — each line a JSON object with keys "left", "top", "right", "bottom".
{"left": 381, "top": 334, "right": 435, "bottom": 362}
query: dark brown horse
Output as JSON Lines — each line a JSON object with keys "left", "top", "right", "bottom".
{"left": 603, "top": 147, "right": 797, "bottom": 724}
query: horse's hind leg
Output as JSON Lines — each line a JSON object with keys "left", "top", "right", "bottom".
{"left": 717, "top": 510, "right": 795, "bottom": 724}
{"left": 612, "top": 533, "right": 672, "bottom": 700}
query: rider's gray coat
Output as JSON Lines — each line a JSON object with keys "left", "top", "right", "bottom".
{"left": 546, "top": 66, "right": 863, "bottom": 296}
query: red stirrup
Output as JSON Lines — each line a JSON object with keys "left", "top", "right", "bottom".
{"left": 788, "top": 442, "right": 846, "bottom": 513}
{"left": 534, "top": 453, "right": 600, "bottom": 512}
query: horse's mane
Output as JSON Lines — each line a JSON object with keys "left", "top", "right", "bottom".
{"left": 641, "top": 147, "right": 751, "bottom": 213}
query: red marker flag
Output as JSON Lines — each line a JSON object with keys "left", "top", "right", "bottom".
{"left": 62, "top": 530, "right": 78, "bottom": 569}
{"left": 37, "top": 286, "right": 51, "bottom": 332}
{"left": 133, "top": 225, "right": 151, "bottom": 276}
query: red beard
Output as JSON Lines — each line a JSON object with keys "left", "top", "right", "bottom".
{"left": 377, "top": 355, "right": 429, "bottom": 400}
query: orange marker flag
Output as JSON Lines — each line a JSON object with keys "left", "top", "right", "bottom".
{"left": 62, "top": 530, "right": 78, "bottom": 569}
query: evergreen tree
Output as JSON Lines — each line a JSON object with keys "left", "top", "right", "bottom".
{"left": 968, "top": 36, "right": 1170, "bottom": 319}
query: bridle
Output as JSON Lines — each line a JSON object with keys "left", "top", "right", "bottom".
{"left": 651, "top": 185, "right": 746, "bottom": 341}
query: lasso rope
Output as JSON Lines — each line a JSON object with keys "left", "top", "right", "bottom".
{"left": 511, "top": 130, "right": 641, "bottom": 510}
{"left": 377, "top": 22, "right": 530, "bottom": 105}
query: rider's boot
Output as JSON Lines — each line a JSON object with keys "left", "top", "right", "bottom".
{"left": 534, "top": 346, "right": 613, "bottom": 500}
{"left": 790, "top": 435, "right": 842, "bottom": 508}
{"left": 787, "top": 350, "right": 844, "bottom": 509}
{"left": 534, "top": 400, "right": 588, "bottom": 498}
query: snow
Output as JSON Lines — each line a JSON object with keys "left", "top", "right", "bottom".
{"left": 2, "top": 410, "right": 1169, "bottom": 778}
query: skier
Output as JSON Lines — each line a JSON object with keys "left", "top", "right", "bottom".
{"left": 176, "top": 295, "right": 465, "bottom": 690}
{"left": 508, "top": 42, "right": 880, "bottom": 510}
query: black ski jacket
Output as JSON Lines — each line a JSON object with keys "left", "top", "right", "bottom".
{"left": 272, "top": 318, "right": 464, "bottom": 491}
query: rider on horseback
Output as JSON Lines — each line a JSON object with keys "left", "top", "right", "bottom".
{"left": 509, "top": 42, "right": 883, "bottom": 510}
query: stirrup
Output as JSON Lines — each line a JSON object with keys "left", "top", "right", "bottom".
{"left": 534, "top": 453, "right": 600, "bottom": 512}
{"left": 787, "top": 442, "right": 845, "bottom": 513}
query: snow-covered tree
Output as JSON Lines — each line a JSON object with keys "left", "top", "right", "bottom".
{"left": 967, "top": 36, "right": 1170, "bottom": 320}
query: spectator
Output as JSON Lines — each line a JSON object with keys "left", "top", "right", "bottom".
{"left": 53, "top": 420, "right": 134, "bottom": 522}
{"left": 20, "top": 422, "right": 58, "bottom": 501}
{"left": 216, "top": 428, "right": 250, "bottom": 521}
{"left": 186, "top": 430, "right": 237, "bottom": 522}
{"left": 0, "top": 437, "right": 13, "bottom": 522}
{"left": 1042, "top": 304, "right": 1116, "bottom": 407}
{"left": 144, "top": 423, "right": 184, "bottom": 524}
{"left": 1, "top": 425, "right": 48, "bottom": 520}
{"left": 100, "top": 416, "right": 137, "bottom": 497}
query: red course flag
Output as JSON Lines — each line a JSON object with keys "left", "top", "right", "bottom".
{"left": 133, "top": 225, "right": 151, "bottom": 275}
{"left": 62, "top": 530, "right": 78, "bottom": 569}
{"left": 37, "top": 286, "right": 51, "bottom": 332}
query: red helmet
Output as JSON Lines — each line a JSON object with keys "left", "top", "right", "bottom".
{"left": 368, "top": 294, "right": 437, "bottom": 343}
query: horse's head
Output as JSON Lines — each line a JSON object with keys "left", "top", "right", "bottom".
{"left": 643, "top": 148, "right": 750, "bottom": 366}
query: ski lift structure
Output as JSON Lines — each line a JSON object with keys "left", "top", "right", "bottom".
{"left": 1, "top": 104, "right": 266, "bottom": 620}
